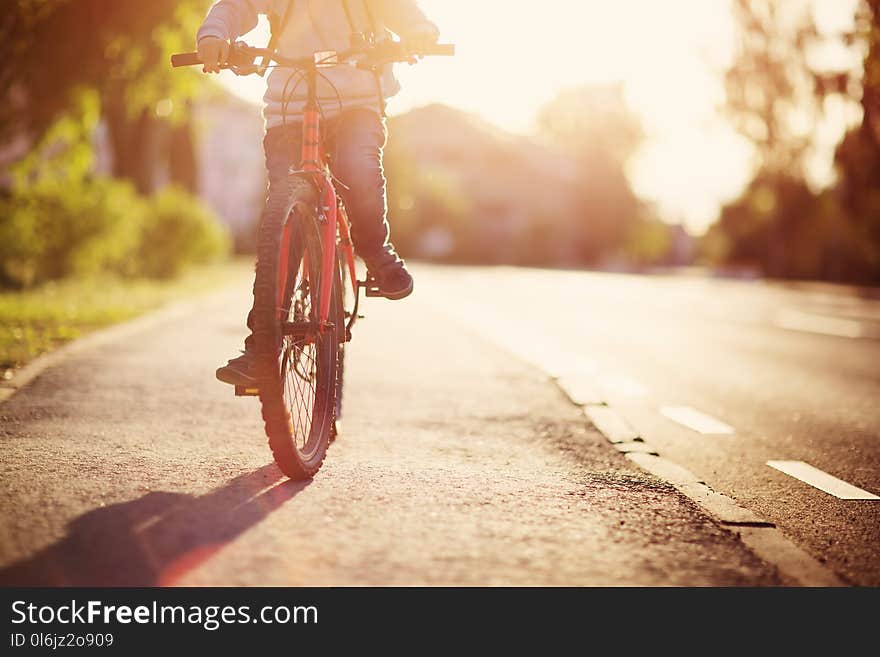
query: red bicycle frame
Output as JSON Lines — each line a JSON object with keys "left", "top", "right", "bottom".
{"left": 280, "top": 64, "right": 358, "bottom": 335}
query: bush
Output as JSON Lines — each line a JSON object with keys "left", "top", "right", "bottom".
{"left": 0, "top": 177, "right": 146, "bottom": 287}
{"left": 1, "top": 90, "right": 230, "bottom": 288}
{"left": 136, "top": 186, "right": 230, "bottom": 278}
{"left": 0, "top": 178, "right": 230, "bottom": 288}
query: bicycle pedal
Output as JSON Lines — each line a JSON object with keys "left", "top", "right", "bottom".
{"left": 235, "top": 385, "right": 260, "bottom": 397}
{"left": 359, "top": 276, "right": 384, "bottom": 298}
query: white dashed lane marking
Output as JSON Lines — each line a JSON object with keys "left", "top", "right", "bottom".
{"left": 766, "top": 461, "right": 880, "bottom": 500}
{"left": 660, "top": 406, "right": 735, "bottom": 435}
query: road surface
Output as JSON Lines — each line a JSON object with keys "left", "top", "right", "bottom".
{"left": 419, "top": 265, "right": 880, "bottom": 585}
{"left": 0, "top": 264, "right": 877, "bottom": 585}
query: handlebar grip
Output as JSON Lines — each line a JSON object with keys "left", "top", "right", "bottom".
{"left": 424, "top": 43, "right": 455, "bottom": 56}
{"left": 171, "top": 52, "right": 202, "bottom": 67}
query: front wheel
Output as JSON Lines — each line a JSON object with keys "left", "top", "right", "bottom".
{"left": 252, "top": 178, "right": 341, "bottom": 480}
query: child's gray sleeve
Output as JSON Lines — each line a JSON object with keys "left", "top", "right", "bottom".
{"left": 196, "top": 0, "right": 276, "bottom": 42}
{"left": 375, "top": 0, "right": 439, "bottom": 36}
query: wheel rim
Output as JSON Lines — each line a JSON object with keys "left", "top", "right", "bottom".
{"left": 276, "top": 221, "right": 332, "bottom": 461}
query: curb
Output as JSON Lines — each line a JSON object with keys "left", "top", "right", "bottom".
{"left": 561, "top": 391, "right": 845, "bottom": 587}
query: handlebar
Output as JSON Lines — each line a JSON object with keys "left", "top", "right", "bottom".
{"left": 170, "top": 52, "right": 203, "bottom": 67}
{"left": 170, "top": 41, "right": 454, "bottom": 71}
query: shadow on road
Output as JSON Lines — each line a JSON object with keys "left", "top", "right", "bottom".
{"left": 0, "top": 463, "right": 308, "bottom": 586}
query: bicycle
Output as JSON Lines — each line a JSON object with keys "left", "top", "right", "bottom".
{"left": 171, "top": 39, "right": 454, "bottom": 480}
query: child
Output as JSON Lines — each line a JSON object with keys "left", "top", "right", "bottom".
{"left": 197, "top": 0, "right": 440, "bottom": 386}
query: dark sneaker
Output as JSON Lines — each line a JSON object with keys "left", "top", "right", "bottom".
{"left": 370, "top": 260, "right": 414, "bottom": 300}
{"left": 216, "top": 350, "right": 257, "bottom": 386}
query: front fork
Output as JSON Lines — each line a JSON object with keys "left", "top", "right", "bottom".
{"left": 317, "top": 180, "right": 337, "bottom": 332}
{"left": 317, "top": 180, "right": 367, "bottom": 342}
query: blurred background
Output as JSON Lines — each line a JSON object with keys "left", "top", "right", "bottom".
{"left": 2, "top": 1, "right": 879, "bottom": 370}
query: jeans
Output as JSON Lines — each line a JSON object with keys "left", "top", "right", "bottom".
{"left": 245, "top": 108, "right": 394, "bottom": 349}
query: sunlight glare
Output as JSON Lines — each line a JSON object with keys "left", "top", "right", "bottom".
{"left": 215, "top": 0, "right": 858, "bottom": 233}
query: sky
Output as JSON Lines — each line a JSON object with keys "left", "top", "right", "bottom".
{"left": 215, "top": 0, "right": 861, "bottom": 234}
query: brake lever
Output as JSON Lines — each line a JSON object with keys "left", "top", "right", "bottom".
{"left": 227, "top": 41, "right": 261, "bottom": 72}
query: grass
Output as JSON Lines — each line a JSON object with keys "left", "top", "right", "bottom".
{"left": 0, "top": 258, "right": 253, "bottom": 377}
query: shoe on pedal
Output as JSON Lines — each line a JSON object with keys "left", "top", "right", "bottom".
{"left": 368, "top": 259, "right": 414, "bottom": 300}
{"left": 216, "top": 350, "right": 257, "bottom": 386}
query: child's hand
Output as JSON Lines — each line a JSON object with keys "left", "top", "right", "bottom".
{"left": 233, "top": 63, "right": 260, "bottom": 76}
{"left": 198, "top": 36, "right": 230, "bottom": 73}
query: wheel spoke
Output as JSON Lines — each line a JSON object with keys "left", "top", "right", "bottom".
{"left": 257, "top": 209, "right": 337, "bottom": 478}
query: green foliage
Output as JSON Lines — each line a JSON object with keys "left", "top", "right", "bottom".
{"left": 0, "top": 259, "right": 252, "bottom": 371}
{"left": 711, "top": 0, "right": 880, "bottom": 283}
{"left": 625, "top": 216, "right": 674, "bottom": 266}
{"left": 0, "top": 176, "right": 230, "bottom": 288}
{"left": 1, "top": 0, "right": 211, "bottom": 144}
{"left": 1, "top": 92, "right": 135, "bottom": 285}
{"left": 706, "top": 172, "right": 877, "bottom": 281}
{"left": 0, "top": 96, "right": 230, "bottom": 288}
{"left": 138, "top": 186, "right": 231, "bottom": 279}
{"left": 0, "top": 175, "right": 147, "bottom": 286}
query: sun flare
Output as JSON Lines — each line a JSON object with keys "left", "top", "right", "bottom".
{"left": 216, "top": 0, "right": 860, "bottom": 233}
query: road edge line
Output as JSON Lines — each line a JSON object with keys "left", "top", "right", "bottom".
{"left": 565, "top": 391, "right": 846, "bottom": 586}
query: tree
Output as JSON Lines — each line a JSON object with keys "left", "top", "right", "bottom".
{"left": 831, "top": 0, "right": 880, "bottom": 281}
{"left": 709, "top": 0, "right": 880, "bottom": 282}
{"left": 1, "top": 0, "right": 209, "bottom": 192}
{"left": 538, "top": 85, "right": 643, "bottom": 166}
{"left": 724, "top": 0, "right": 856, "bottom": 178}
{"left": 538, "top": 84, "right": 658, "bottom": 264}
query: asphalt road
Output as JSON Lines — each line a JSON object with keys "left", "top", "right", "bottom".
{"left": 0, "top": 264, "right": 876, "bottom": 585}
{"left": 417, "top": 265, "right": 880, "bottom": 586}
